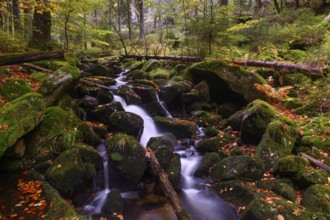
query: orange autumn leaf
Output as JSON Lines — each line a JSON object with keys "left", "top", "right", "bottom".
{"left": 32, "top": 195, "right": 39, "bottom": 201}
{"left": 10, "top": 214, "right": 18, "bottom": 218}
{"left": 277, "top": 214, "right": 285, "bottom": 220}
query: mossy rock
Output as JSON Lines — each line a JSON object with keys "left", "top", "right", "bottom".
{"left": 105, "top": 133, "right": 147, "bottom": 191}
{"left": 74, "top": 143, "right": 102, "bottom": 168}
{"left": 25, "top": 106, "right": 84, "bottom": 159}
{"left": 101, "top": 190, "right": 124, "bottom": 215}
{"left": 89, "top": 64, "right": 111, "bottom": 76}
{"left": 154, "top": 116, "right": 196, "bottom": 139}
{"left": 273, "top": 155, "right": 309, "bottom": 177}
{"left": 240, "top": 99, "right": 277, "bottom": 144}
{"left": 301, "top": 184, "right": 330, "bottom": 215}
{"left": 225, "top": 110, "right": 244, "bottom": 131}
{"left": 0, "top": 79, "right": 32, "bottom": 101}
{"left": 194, "top": 152, "right": 228, "bottom": 177}
{"left": 143, "top": 59, "right": 162, "bottom": 72}
{"left": 212, "top": 180, "right": 258, "bottom": 207}
{"left": 210, "top": 155, "right": 265, "bottom": 182}
{"left": 117, "top": 85, "right": 142, "bottom": 105}
{"left": 274, "top": 183, "right": 297, "bottom": 202}
{"left": 108, "top": 111, "right": 144, "bottom": 139}
{"left": 147, "top": 136, "right": 175, "bottom": 168}
{"left": 195, "top": 135, "right": 232, "bottom": 154}
{"left": 293, "top": 168, "right": 329, "bottom": 188}
{"left": 191, "top": 111, "right": 222, "bottom": 127}
{"left": 3, "top": 138, "right": 25, "bottom": 159}
{"left": 38, "top": 65, "right": 80, "bottom": 106}
{"left": 88, "top": 102, "right": 124, "bottom": 123}
{"left": 131, "top": 69, "right": 148, "bottom": 79}
{"left": 166, "top": 153, "right": 181, "bottom": 190}
{"left": 148, "top": 68, "right": 171, "bottom": 79}
{"left": 83, "top": 76, "right": 116, "bottom": 86}
{"left": 30, "top": 72, "right": 49, "bottom": 82}
{"left": 282, "top": 97, "right": 303, "bottom": 109}
{"left": 185, "top": 60, "right": 267, "bottom": 104}
{"left": 256, "top": 120, "right": 298, "bottom": 170}
{"left": 45, "top": 148, "right": 85, "bottom": 195}
{"left": 0, "top": 93, "right": 45, "bottom": 157}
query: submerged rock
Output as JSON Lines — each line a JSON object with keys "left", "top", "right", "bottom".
{"left": 105, "top": 133, "right": 147, "bottom": 191}
{"left": 0, "top": 93, "right": 45, "bottom": 157}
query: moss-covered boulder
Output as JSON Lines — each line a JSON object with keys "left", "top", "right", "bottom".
{"left": 301, "top": 184, "right": 330, "bottom": 215}
{"left": 194, "top": 152, "right": 228, "bottom": 177}
{"left": 191, "top": 111, "right": 222, "bottom": 127}
{"left": 166, "top": 153, "right": 181, "bottom": 190}
{"left": 273, "top": 155, "right": 309, "bottom": 178}
{"left": 210, "top": 155, "right": 265, "bottom": 182}
{"left": 88, "top": 64, "right": 112, "bottom": 76}
{"left": 144, "top": 59, "right": 162, "bottom": 72}
{"left": 154, "top": 116, "right": 196, "bottom": 139}
{"left": 148, "top": 68, "right": 171, "bottom": 79}
{"left": 106, "top": 133, "right": 147, "bottom": 191}
{"left": 0, "top": 93, "right": 45, "bottom": 157}
{"left": 2, "top": 138, "right": 25, "bottom": 159}
{"left": 256, "top": 120, "right": 298, "bottom": 170}
{"left": 292, "top": 168, "right": 329, "bottom": 188}
{"left": 185, "top": 61, "right": 266, "bottom": 104}
{"left": 108, "top": 111, "right": 144, "bottom": 139}
{"left": 117, "top": 85, "right": 142, "bottom": 105}
{"left": 25, "top": 106, "right": 85, "bottom": 158}
{"left": 225, "top": 110, "right": 244, "bottom": 131}
{"left": 38, "top": 65, "right": 80, "bottom": 106}
{"left": 101, "top": 190, "right": 124, "bottom": 216}
{"left": 240, "top": 99, "right": 277, "bottom": 144}
{"left": 88, "top": 102, "right": 124, "bottom": 123}
{"left": 273, "top": 183, "right": 297, "bottom": 202}
{"left": 193, "top": 80, "right": 210, "bottom": 101}
{"left": 30, "top": 71, "right": 49, "bottom": 82}
{"left": 147, "top": 136, "right": 175, "bottom": 168}
{"left": 195, "top": 135, "right": 232, "bottom": 154}
{"left": 0, "top": 79, "right": 32, "bottom": 101}
{"left": 45, "top": 148, "right": 85, "bottom": 195}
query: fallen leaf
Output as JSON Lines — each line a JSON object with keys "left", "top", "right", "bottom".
{"left": 10, "top": 214, "right": 18, "bottom": 218}
{"left": 277, "top": 214, "right": 285, "bottom": 220}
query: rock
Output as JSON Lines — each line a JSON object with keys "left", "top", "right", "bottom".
{"left": 30, "top": 72, "right": 48, "bottom": 82}
{"left": 101, "top": 190, "right": 124, "bottom": 215}
{"left": 89, "top": 64, "right": 112, "bottom": 76}
{"left": 240, "top": 99, "right": 277, "bottom": 144}
{"left": 181, "top": 89, "right": 201, "bottom": 105}
{"left": 155, "top": 79, "right": 193, "bottom": 109}
{"left": 212, "top": 180, "right": 258, "bottom": 207}
{"left": 165, "top": 153, "right": 181, "bottom": 190}
{"left": 195, "top": 136, "right": 232, "bottom": 153}
{"left": 25, "top": 106, "right": 85, "bottom": 158}
{"left": 75, "top": 143, "right": 102, "bottom": 168}
{"left": 3, "top": 139, "right": 25, "bottom": 159}
{"left": 148, "top": 68, "right": 171, "bottom": 79}
{"left": 147, "top": 136, "right": 175, "bottom": 168}
{"left": 133, "top": 84, "right": 157, "bottom": 103}
{"left": 106, "top": 133, "right": 147, "bottom": 191}
{"left": 210, "top": 155, "right": 265, "bottom": 182}
{"left": 0, "top": 79, "right": 32, "bottom": 101}
{"left": 273, "top": 155, "right": 309, "bottom": 177}
{"left": 45, "top": 148, "right": 85, "bottom": 195}
{"left": 194, "top": 152, "right": 228, "bottom": 177}
{"left": 225, "top": 110, "right": 244, "bottom": 131}
{"left": 193, "top": 80, "right": 210, "bottom": 101}
{"left": 117, "top": 85, "right": 142, "bottom": 105}
{"left": 88, "top": 102, "right": 124, "bottom": 123}
{"left": 191, "top": 111, "right": 222, "bottom": 127}
{"left": 108, "top": 111, "right": 144, "bottom": 139}
{"left": 301, "top": 184, "right": 330, "bottom": 215}
{"left": 186, "top": 60, "right": 266, "bottom": 103}
{"left": 131, "top": 69, "right": 148, "bottom": 79}
{"left": 273, "top": 183, "right": 297, "bottom": 202}
{"left": 96, "top": 90, "right": 114, "bottom": 104}
{"left": 154, "top": 116, "right": 196, "bottom": 139}
{"left": 144, "top": 59, "right": 162, "bottom": 72}
{"left": 0, "top": 93, "right": 45, "bottom": 157}
{"left": 38, "top": 65, "right": 80, "bottom": 106}
{"left": 293, "top": 168, "right": 329, "bottom": 188}
{"left": 84, "top": 76, "right": 116, "bottom": 86}
{"left": 79, "top": 95, "right": 99, "bottom": 109}
{"left": 217, "top": 102, "right": 239, "bottom": 119}
{"left": 256, "top": 120, "right": 298, "bottom": 170}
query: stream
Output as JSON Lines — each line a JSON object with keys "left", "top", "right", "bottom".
{"left": 83, "top": 70, "right": 239, "bottom": 220}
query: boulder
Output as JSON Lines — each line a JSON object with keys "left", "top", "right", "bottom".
{"left": 225, "top": 110, "right": 244, "bottom": 131}
{"left": 154, "top": 116, "right": 196, "bottom": 139}
{"left": 240, "top": 99, "right": 277, "bottom": 144}
{"left": 191, "top": 111, "right": 222, "bottom": 127}
{"left": 148, "top": 68, "right": 171, "bottom": 79}
{"left": 101, "top": 190, "right": 124, "bottom": 216}
{"left": 79, "top": 95, "right": 99, "bottom": 109}
{"left": 301, "top": 184, "right": 330, "bottom": 215}
{"left": 96, "top": 90, "right": 114, "bottom": 104}
{"left": 2, "top": 138, "right": 26, "bottom": 159}
{"left": 89, "top": 64, "right": 112, "bottom": 76}
{"left": 210, "top": 155, "right": 265, "bottom": 182}
{"left": 83, "top": 76, "right": 116, "bottom": 86}
{"left": 185, "top": 60, "right": 266, "bottom": 103}
{"left": 193, "top": 80, "right": 210, "bottom": 101}
{"left": 0, "top": 79, "right": 32, "bottom": 101}
{"left": 217, "top": 102, "right": 239, "bottom": 119}
{"left": 117, "top": 85, "right": 142, "bottom": 105}
{"left": 38, "top": 65, "right": 80, "bottom": 106}
{"left": 108, "top": 111, "right": 144, "bottom": 139}
{"left": 256, "top": 120, "right": 298, "bottom": 170}
{"left": 293, "top": 168, "right": 329, "bottom": 188}
{"left": 144, "top": 59, "right": 162, "bottom": 72}
{"left": 106, "top": 133, "right": 147, "bottom": 191}
{"left": 273, "top": 155, "right": 309, "bottom": 178}
{"left": 88, "top": 102, "right": 124, "bottom": 123}
{"left": 165, "top": 153, "right": 181, "bottom": 190}
{"left": 147, "top": 136, "right": 175, "bottom": 168}
{"left": 0, "top": 93, "right": 45, "bottom": 157}
{"left": 194, "top": 152, "right": 228, "bottom": 177}
{"left": 195, "top": 136, "right": 232, "bottom": 153}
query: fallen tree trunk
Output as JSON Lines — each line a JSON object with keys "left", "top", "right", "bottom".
{"left": 79, "top": 79, "right": 110, "bottom": 90}
{"left": 0, "top": 52, "right": 64, "bottom": 66}
{"left": 232, "top": 60, "right": 324, "bottom": 77}
{"left": 122, "top": 54, "right": 204, "bottom": 62}
{"left": 299, "top": 152, "right": 330, "bottom": 173}
{"left": 22, "top": 63, "right": 53, "bottom": 73}
{"left": 146, "top": 148, "right": 190, "bottom": 220}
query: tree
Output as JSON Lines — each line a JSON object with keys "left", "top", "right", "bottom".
{"left": 136, "top": 0, "right": 144, "bottom": 39}
{"left": 12, "top": 0, "right": 21, "bottom": 33}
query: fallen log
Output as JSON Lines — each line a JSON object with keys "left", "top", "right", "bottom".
{"left": 122, "top": 54, "right": 204, "bottom": 62}
{"left": 146, "top": 148, "right": 191, "bottom": 220}
{"left": 232, "top": 60, "right": 324, "bottom": 77}
{"left": 22, "top": 63, "right": 53, "bottom": 73}
{"left": 79, "top": 79, "right": 110, "bottom": 90}
{"left": 299, "top": 152, "right": 330, "bottom": 173}
{"left": 0, "top": 51, "right": 64, "bottom": 66}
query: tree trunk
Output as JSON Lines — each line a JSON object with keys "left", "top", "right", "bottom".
{"left": 122, "top": 54, "right": 204, "bottom": 62}
{"left": 274, "top": 0, "right": 281, "bottom": 14}
{"left": 29, "top": 0, "right": 51, "bottom": 49}
{"left": 299, "top": 153, "right": 330, "bottom": 173}
{"left": 0, "top": 52, "right": 64, "bottom": 66}
{"left": 295, "top": 0, "right": 299, "bottom": 8}
{"left": 117, "top": 0, "right": 121, "bottom": 32}
{"left": 64, "top": 10, "right": 73, "bottom": 50}
{"left": 137, "top": 0, "right": 144, "bottom": 39}
{"left": 6, "top": 0, "right": 12, "bottom": 33}
{"left": 12, "top": 0, "right": 21, "bottom": 34}
{"left": 126, "top": 0, "right": 132, "bottom": 40}
{"left": 83, "top": 13, "right": 87, "bottom": 49}
{"left": 23, "top": 6, "right": 32, "bottom": 40}
{"left": 208, "top": 0, "right": 214, "bottom": 56}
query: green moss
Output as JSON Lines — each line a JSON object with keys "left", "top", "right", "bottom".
{"left": 273, "top": 155, "right": 309, "bottom": 177}
{"left": 293, "top": 168, "right": 329, "bottom": 188}
{"left": 195, "top": 136, "right": 232, "bottom": 153}
{"left": 274, "top": 183, "right": 297, "bottom": 202}
{"left": 149, "top": 68, "right": 171, "bottom": 79}
{"left": 0, "top": 93, "right": 45, "bottom": 156}
{"left": 282, "top": 97, "right": 303, "bottom": 109}
{"left": 191, "top": 111, "right": 222, "bottom": 127}
{"left": 30, "top": 72, "right": 49, "bottom": 82}
{"left": 154, "top": 116, "right": 197, "bottom": 139}
{"left": 56, "top": 65, "right": 80, "bottom": 79}
{"left": 194, "top": 152, "right": 228, "bottom": 177}
{"left": 0, "top": 79, "right": 32, "bottom": 101}
{"left": 166, "top": 153, "right": 181, "bottom": 190}
{"left": 301, "top": 184, "right": 330, "bottom": 215}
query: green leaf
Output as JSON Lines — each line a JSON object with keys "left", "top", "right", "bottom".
{"left": 111, "top": 152, "right": 123, "bottom": 161}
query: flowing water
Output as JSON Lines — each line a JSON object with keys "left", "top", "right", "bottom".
{"left": 84, "top": 70, "right": 239, "bottom": 219}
